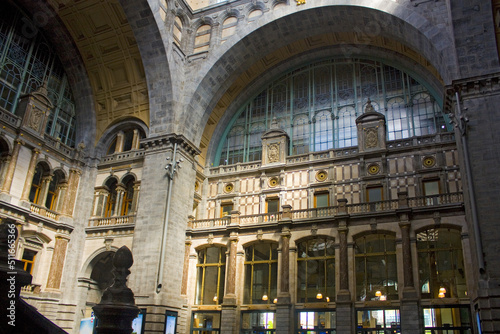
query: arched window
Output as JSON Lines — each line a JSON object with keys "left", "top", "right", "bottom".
{"left": 194, "top": 24, "right": 211, "bottom": 53}
{"left": 244, "top": 242, "right": 278, "bottom": 304}
{"left": 0, "top": 2, "right": 77, "bottom": 146}
{"left": 221, "top": 17, "right": 237, "bottom": 44}
{"left": 173, "top": 16, "right": 183, "bottom": 47}
{"left": 45, "top": 170, "right": 63, "bottom": 211}
{"left": 417, "top": 228, "right": 467, "bottom": 299}
{"left": 297, "top": 238, "right": 335, "bottom": 303}
{"left": 195, "top": 246, "right": 226, "bottom": 305}
{"left": 104, "top": 178, "right": 118, "bottom": 217}
{"left": 29, "top": 164, "right": 45, "bottom": 205}
{"left": 215, "top": 59, "right": 450, "bottom": 166}
{"left": 121, "top": 175, "right": 135, "bottom": 216}
{"left": 355, "top": 233, "right": 398, "bottom": 301}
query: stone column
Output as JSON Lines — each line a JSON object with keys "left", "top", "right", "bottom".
{"left": 130, "top": 181, "right": 140, "bottom": 213}
{"left": 60, "top": 168, "right": 81, "bottom": 217}
{"left": 54, "top": 181, "right": 68, "bottom": 213}
{"left": 132, "top": 129, "right": 140, "bottom": 150}
{"left": 39, "top": 175, "right": 53, "bottom": 207}
{"left": 115, "top": 131, "right": 125, "bottom": 153}
{"left": 225, "top": 232, "right": 238, "bottom": 300}
{"left": 276, "top": 228, "right": 291, "bottom": 334}
{"left": 46, "top": 234, "right": 70, "bottom": 290}
{"left": 336, "top": 219, "right": 352, "bottom": 334}
{"left": 181, "top": 238, "right": 191, "bottom": 296}
{"left": 398, "top": 211, "right": 420, "bottom": 334}
{"left": 20, "top": 148, "right": 41, "bottom": 202}
{"left": 114, "top": 185, "right": 126, "bottom": 216}
{"left": 1, "top": 139, "right": 22, "bottom": 195}
{"left": 221, "top": 232, "right": 239, "bottom": 334}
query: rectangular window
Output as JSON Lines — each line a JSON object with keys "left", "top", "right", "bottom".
{"left": 366, "top": 186, "right": 383, "bottom": 202}
{"left": 241, "top": 311, "right": 275, "bottom": 334}
{"left": 221, "top": 203, "right": 233, "bottom": 217}
{"left": 266, "top": 198, "right": 279, "bottom": 213}
{"left": 314, "top": 192, "right": 329, "bottom": 208}
{"left": 21, "top": 249, "right": 37, "bottom": 274}
{"left": 356, "top": 309, "right": 400, "bottom": 333}
{"left": 297, "top": 310, "right": 336, "bottom": 334}
{"left": 191, "top": 312, "right": 221, "bottom": 334}
{"left": 423, "top": 179, "right": 440, "bottom": 205}
{"left": 423, "top": 306, "right": 471, "bottom": 333}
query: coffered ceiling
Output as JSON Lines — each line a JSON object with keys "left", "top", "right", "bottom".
{"left": 47, "top": 0, "right": 149, "bottom": 141}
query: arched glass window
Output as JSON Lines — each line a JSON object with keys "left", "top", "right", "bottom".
{"left": 29, "top": 164, "right": 45, "bottom": 204}
{"left": 104, "top": 178, "right": 118, "bottom": 217}
{"left": 417, "top": 228, "right": 467, "bottom": 299}
{"left": 297, "top": 238, "right": 335, "bottom": 303}
{"left": 0, "top": 2, "right": 77, "bottom": 146}
{"left": 196, "top": 246, "right": 226, "bottom": 305}
{"left": 120, "top": 176, "right": 135, "bottom": 216}
{"left": 215, "top": 59, "right": 449, "bottom": 166}
{"left": 244, "top": 242, "right": 278, "bottom": 304}
{"left": 355, "top": 233, "right": 398, "bottom": 301}
{"left": 45, "top": 170, "right": 62, "bottom": 211}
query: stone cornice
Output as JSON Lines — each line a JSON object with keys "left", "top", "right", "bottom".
{"left": 444, "top": 72, "right": 500, "bottom": 113}
{"left": 141, "top": 133, "right": 201, "bottom": 157}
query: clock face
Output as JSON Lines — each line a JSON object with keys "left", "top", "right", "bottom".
{"left": 224, "top": 183, "right": 234, "bottom": 193}
{"left": 423, "top": 156, "right": 436, "bottom": 168}
{"left": 368, "top": 164, "right": 380, "bottom": 175}
{"left": 316, "top": 171, "right": 328, "bottom": 182}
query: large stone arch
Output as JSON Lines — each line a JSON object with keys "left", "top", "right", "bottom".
{"left": 11, "top": 0, "right": 96, "bottom": 151}
{"left": 181, "top": 5, "right": 457, "bottom": 163}
{"left": 119, "top": 0, "right": 176, "bottom": 136}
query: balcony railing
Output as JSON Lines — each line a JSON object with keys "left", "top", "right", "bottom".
{"left": 30, "top": 203, "right": 60, "bottom": 220}
{"left": 188, "top": 193, "right": 463, "bottom": 230}
{"left": 20, "top": 283, "right": 41, "bottom": 294}
{"left": 88, "top": 214, "right": 136, "bottom": 227}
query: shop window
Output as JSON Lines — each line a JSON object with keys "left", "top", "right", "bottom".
{"left": 297, "top": 310, "right": 336, "bottom": 334}
{"left": 21, "top": 249, "right": 37, "bottom": 275}
{"left": 356, "top": 309, "right": 400, "bottom": 333}
{"left": 355, "top": 234, "right": 398, "bottom": 301}
{"left": 314, "top": 192, "right": 329, "bottom": 208}
{"left": 244, "top": 243, "right": 278, "bottom": 304}
{"left": 417, "top": 228, "right": 467, "bottom": 299}
{"left": 191, "top": 311, "right": 220, "bottom": 334}
{"left": 297, "top": 238, "right": 335, "bottom": 303}
{"left": 195, "top": 246, "right": 226, "bottom": 305}
{"left": 423, "top": 306, "right": 471, "bottom": 333}
{"left": 241, "top": 311, "right": 275, "bottom": 334}
{"left": 221, "top": 203, "right": 233, "bottom": 217}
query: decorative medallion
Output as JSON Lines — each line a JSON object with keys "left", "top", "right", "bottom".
{"left": 267, "top": 143, "right": 280, "bottom": 163}
{"left": 224, "top": 183, "right": 234, "bottom": 193}
{"left": 364, "top": 127, "right": 378, "bottom": 149}
{"left": 367, "top": 163, "right": 380, "bottom": 175}
{"left": 268, "top": 177, "right": 279, "bottom": 188}
{"left": 316, "top": 170, "right": 328, "bottom": 182}
{"left": 423, "top": 156, "right": 436, "bottom": 168}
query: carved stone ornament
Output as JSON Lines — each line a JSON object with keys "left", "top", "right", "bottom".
{"left": 29, "top": 107, "right": 44, "bottom": 131}
{"left": 364, "top": 127, "right": 378, "bottom": 149}
{"left": 267, "top": 143, "right": 280, "bottom": 163}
